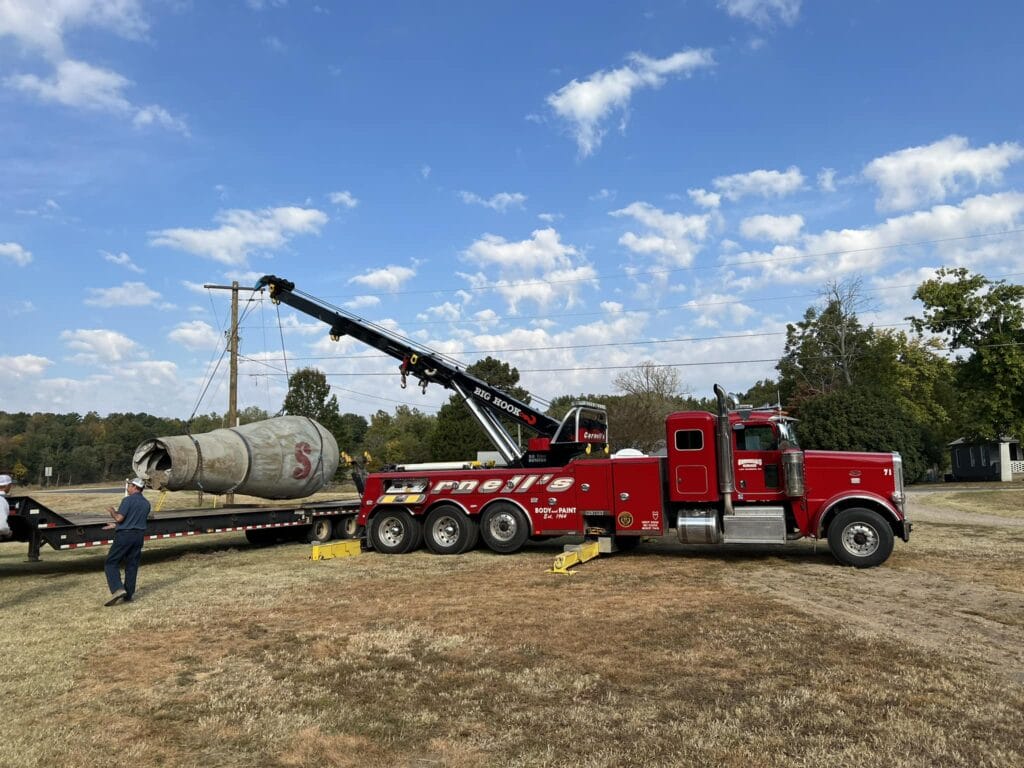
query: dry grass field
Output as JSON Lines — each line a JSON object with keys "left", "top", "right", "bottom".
{"left": 2, "top": 484, "right": 1023, "bottom": 767}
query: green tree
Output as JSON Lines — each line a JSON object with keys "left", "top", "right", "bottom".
{"left": 610, "top": 361, "right": 689, "bottom": 452}
{"left": 911, "top": 268, "right": 1024, "bottom": 439}
{"left": 429, "top": 356, "right": 530, "bottom": 461}
{"left": 282, "top": 367, "right": 343, "bottom": 436}
{"left": 364, "top": 406, "right": 436, "bottom": 465}
{"left": 778, "top": 279, "right": 874, "bottom": 404}
{"left": 796, "top": 388, "right": 932, "bottom": 481}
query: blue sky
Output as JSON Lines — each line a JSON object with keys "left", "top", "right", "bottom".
{"left": 3, "top": 0, "right": 1023, "bottom": 421}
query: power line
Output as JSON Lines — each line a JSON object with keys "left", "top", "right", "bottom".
{"left": 243, "top": 229, "right": 1024, "bottom": 302}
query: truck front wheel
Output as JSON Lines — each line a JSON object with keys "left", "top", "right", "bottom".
{"left": 369, "top": 509, "right": 423, "bottom": 554}
{"left": 424, "top": 504, "right": 479, "bottom": 555}
{"left": 827, "top": 507, "right": 894, "bottom": 568}
{"left": 480, "top": 503, "right": 529, "bottom": 554}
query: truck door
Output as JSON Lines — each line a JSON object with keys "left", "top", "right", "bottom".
{"left": 733, "top": 423, "right": 784, "bottom": 501}
{"left": 610, "top": 458, "right": 664, "bottom": 535}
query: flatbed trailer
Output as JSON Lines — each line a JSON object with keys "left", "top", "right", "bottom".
{"left": 3, "top": 495, "right": 362, "bottom": 561}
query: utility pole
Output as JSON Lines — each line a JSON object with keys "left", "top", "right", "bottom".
{"left": 204, "top": 281, "right": 259, "bottom": 505}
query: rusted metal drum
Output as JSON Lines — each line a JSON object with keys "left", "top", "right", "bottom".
{"left": 132, "top": 416, "right": 339, "bottom": 499}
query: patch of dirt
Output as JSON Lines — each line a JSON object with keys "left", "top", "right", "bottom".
{"left": 725, "top": 496, "right": 1024, "bottom": 683}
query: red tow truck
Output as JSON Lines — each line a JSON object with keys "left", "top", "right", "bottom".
{"left": 260, "top": 276, "right": 911, "bottom": 567}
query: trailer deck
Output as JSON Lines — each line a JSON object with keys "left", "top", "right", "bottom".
{"left": 4, "top": 495, "right": 362, "bottom": 561}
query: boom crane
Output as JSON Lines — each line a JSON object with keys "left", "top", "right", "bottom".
{"left": 257, "top": 275, "right": 608, "bottom": 468}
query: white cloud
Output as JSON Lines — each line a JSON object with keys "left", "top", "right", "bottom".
{"left": 349, "top": 265, "right": 416, "bottom": 292}
{"left": 247, "top": 0, "right": 287, "bottom": 9}
{"left": 459, "top": 191, "right": 527, "bottom": 212}
{"left": 537, "top": 212, "right": 562, "bottom": 223}
{"left": 611, "top": 202, "right": 713, "bottom": 268}
{"left": 61, "top": 328, "right": 139, "bottom": 364}
{"left": 0, "top": 0, "right": 147, "bottom": 57}
{"left": 688, "top": 188, "right": 721, "bottom": 209}
{"left": 684, "top": 293, "right": 756, "bottom": 328}
{"left": 149, "top": 206, "right": 328, "bottom": 266}
{"left": 739, "top": 213, "right": 804, "bottom": 242}
{"left": 863, "top": 135, "right": 1024, "bottom": 212}
{"left": 547, "top": 48, "right": 715, "bottom": 156}
{"left": 101, "top": 250, "right": 143, "bottom": 273}
{"left": 1, "top": 354, "right": 52, "bottom": 377}
{"left": 0, "top": 3, "right": 186, "bottom": 133}
{"left": 421, "top": 165, "right": 431, "bottom": 179}
{"left": 168, "top": 320, "right": 221, "bottom": 351}
{"left": 328, "top": 190, "right": 359, "bottom": 208}
{"left": 718, "top": 0, "right": 802, "bottom": 26}
{"left": 460, "top": 228, "right": 595, "bottom": 312}
{"left": 733, "top": 191, "right": 1024, "bottom": 286}
{"left": 6, "top": 58, "right": 131, "bottom": 111}
{"left": 6, "top": 57, "right": 188, "bottom": 133}
{"left": 713, "top": 166, "right": 804, "bottom": 201}
{"left": 818, "top": 168, "right": 837, "bottom": 192}
{"left": 590, "top": 188, "right": 616, "bottom": 201}
{"left": 462, "top": 228, "right": 579, "bottom": 272}
{"left": 0, "top": 241, "right": 32, "bottom": 265}
{"left": 343, "top": 295, "right": 381, "bottom": 310}
{"left": 84, "top": 281, "right": 162, "bottom": 307}
{"left": 263, "top": 35, "right": 286, "bottom": 52}
{"left": 133, "top": 104, "right": 189, "bottom": 134}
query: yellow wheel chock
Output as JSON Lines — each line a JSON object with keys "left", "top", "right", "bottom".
{"left": 547, "top": 540, "right": 601, "bottom": 575}
{"left": 310, "top": 539, "right": 362, "bottom": 560}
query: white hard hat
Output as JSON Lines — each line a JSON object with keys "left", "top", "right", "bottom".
{"left": 0, "top": 474, "right": 12, "bottom": 486}
{"left": 128, "top": 477, "right": 146, "bottom": 489}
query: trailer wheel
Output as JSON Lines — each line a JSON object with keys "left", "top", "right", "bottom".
{"left": 423, "top": 504, "right": 478, "bottom": 555}
{"left": 480, "top": 503, "right": 529, "bottom": 554}
{"left": 369, "top": 509, "right": 423, "bottom": 554}
{"left": 827, "top": 507, "right": 894, "bottom": 568}
{"left": 335, "top": 515, "right": 360, "bottom": 540}
{"left": 306, "top": 518, "right": 334, "bottom": 543}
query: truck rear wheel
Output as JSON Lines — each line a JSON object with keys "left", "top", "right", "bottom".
{"left": 480, "top": 502, "right": 529, "bottom": 554}
{"left": 424, "top": 504, "right": 478, "bottom": 555}
{"left": 828, "top": 507, "right": 894, "bottom": 568}
{"left": 369, "top": 509, "right": 422, "bottom": 554}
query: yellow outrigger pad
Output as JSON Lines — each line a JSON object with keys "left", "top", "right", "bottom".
{"left": 310, "top": 540, "right": 362, "bottom": 560}
{"left": 547, "top": 540, "right": 601, "bottom": 575}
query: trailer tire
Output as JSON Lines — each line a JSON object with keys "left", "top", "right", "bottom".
{"left": 480, "top": 502, "right": 529, "bottom": 555}
{"left": 335, "top": 515, "right": 360, "bottom": 540}
{"left": 306, "top": 518, "right": 334, "bottom": 543}
{"left": 827, "top": 507, "right": 894, "bottom": 568}
{"left": 369, "top": 509, "right": 423, "bottom": 554}
{"left": 423, "top": 504, "right": 478, "bottom": 555}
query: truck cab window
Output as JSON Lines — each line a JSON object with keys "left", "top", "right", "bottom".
{"left": 737, "top": 425, "right": 777, "bottom": 451}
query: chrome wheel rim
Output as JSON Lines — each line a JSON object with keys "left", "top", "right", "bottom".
{"left": 431, "top": 515, "right": 460, "bottom": 548}
{"left": 487, "top": 510, "right": 519, "bottom": 543}
{"left": 842, "top": 521, "right": 879, "bottom": 557}
{"left": 378, "top": 516, "right": 406, "bottom": 547}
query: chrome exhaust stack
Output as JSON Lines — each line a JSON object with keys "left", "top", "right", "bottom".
{"left": 713, "top": 384, "right": 735, "bottom": 516}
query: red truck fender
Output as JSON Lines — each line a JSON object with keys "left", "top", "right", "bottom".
{"left": 815, "top": 491, "right": 907, "bottom": 540}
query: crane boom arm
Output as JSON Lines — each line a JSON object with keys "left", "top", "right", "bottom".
{"left": 257, "top": 275, "right": 608, "bottom": 467}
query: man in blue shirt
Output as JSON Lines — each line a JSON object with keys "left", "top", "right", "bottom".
{"left": 104, "top": 477, "right": 151, "bottom": 606}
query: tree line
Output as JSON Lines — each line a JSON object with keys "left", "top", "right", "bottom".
{"left": 2, "top": 269, "right": 1020, "bottom": 486}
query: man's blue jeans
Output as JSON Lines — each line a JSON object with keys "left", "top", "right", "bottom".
{"left": 105, "top": 530, "right": 145, "bottom": 598}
